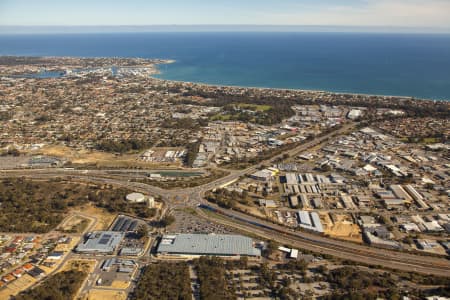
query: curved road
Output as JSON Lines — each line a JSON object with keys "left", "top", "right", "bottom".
{"left": 2, "top": 122, "right": 450, "bottom": 277}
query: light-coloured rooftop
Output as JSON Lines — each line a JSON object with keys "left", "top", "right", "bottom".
{"left": 75, "top": 231, "right": 124, "bottom": 254}
{"left": 157, "top": 233, "right": 261, "bottom": 257}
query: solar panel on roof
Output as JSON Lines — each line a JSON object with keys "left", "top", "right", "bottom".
{"left": 113, "top": 217, "right": 126, "bottom": 231}
{"left": 76, "top": 231, "right": 124, "bottom": 254}
{"left": 99, "top": 238, "right": 109, "bottom": 245}
{"left": 120, "top": 219, "right": 132, "bottom": 232}
{"left": 128, "top": 221, "right": 138, "bottom": 231}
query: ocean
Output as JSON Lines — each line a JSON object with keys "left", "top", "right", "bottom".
{"left": 0, "top": 32, "right": 450, "bottom": 100}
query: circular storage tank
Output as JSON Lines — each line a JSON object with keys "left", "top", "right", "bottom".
{"left": 126, "top": 192, "right": 146, "bottom": 203}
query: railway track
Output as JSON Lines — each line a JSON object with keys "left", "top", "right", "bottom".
{"left": 198, "top": 204, "right": 450, "bottom": 277}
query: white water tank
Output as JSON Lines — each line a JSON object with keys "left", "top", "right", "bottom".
{"left": 126, "top": 192, "right": 146, "bottom": 203}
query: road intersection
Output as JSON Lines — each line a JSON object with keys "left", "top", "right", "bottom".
{"left": 1, "top": 122, "right": 449, "bottom": 277}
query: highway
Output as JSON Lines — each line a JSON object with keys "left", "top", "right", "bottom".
{"left": 0, "top": 122, "right": 354, "bottom": 205}
{"left": 2, "top": 122, "right": 450, "bottom": 277}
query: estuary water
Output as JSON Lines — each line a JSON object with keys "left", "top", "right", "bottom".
{"left": 1, "top": 32, "right": 450, "bottom": 100}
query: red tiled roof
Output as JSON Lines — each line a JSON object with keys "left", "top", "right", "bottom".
{"left": 22, "top": 263, "right": 34, "bottom": 271}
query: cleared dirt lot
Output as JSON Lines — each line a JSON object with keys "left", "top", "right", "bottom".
{"left": 39, "top": 145, "right": 181, "bottom": 168}
{"left": 59, "top": 259, "right": 97, "bottom": 274}
{"left": 75, "top": 204, "right": 117, "bottom": 231}
{"left": 85, "top": 289, "right": 127, "bottom": 300}
{"left": 0, "top": 156, "right": 30, "bottom": 169}
{"left": 58, "top": 215, "right": 92, "bottom": 233}
{"left": 321, "top": 213, "right": 362, "bottom": 243}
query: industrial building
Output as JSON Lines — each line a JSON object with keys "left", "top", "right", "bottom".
{"left": 363, "top": 231, "right": 400, "bottom": 250}
{"left": 26, "top": 156, "right": 63, "bottom": 168}
{"left": 297, "top": 211, "right": 324, "bottom": 233}
{"left": 404, "top": 185, "right": 430, "bottom": 210}
{"left": 278, "top": 246, "right": 299, "bottom": 259}
{"left": 289, "top": 195, "right": 299, "bottom": 208}
{"left": 101, "top": 258, "right": 136, "bottom": 272}
{"left": 258, "top": 199, "right": 277, "bottom": 208}
{"left": 140, "top": 148, "right": 186, "bottom": 163}
{"left": 120, "top": 247, "right": 143, "bottom": 256}
{"left": 285, "top": 173, "right": 298, "bottom": 185}
{"left": 75, "top": 231, "right": 124, "bottom": 254}
{"left": 340, "top": 195, "right": 356, "bottom": 209}
{"left": 389, "top": 185, "right": 412, "bottom": 202}
{"left": 157, "top": 234, "right": 261, "bottom": 257}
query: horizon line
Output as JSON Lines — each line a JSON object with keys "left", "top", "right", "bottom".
{"left": 1, "top": 25, "right": 450, "bottom": 34}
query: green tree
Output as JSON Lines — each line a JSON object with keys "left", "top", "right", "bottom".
{"left": 136, "top": 224, "right": 149, "bottom": 239}
{"left": 160, "top": 215, "right": 175, "bottom": 227}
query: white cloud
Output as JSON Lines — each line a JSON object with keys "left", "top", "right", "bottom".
{"left": 259, "top": 0, "right": 450, "bottom": 28}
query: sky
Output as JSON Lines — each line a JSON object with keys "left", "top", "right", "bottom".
{"left": 1, "top": 0, "right": 450, "bottom": 32}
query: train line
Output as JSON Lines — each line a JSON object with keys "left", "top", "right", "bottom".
{"left": 2, "top": 121, "right": 449, "bottom": 277}
{"left": 198, "top": 204, "right": 450, "bottom": 277}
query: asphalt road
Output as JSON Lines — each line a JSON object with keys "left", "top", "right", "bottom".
{"left": 2, "top": 122, "right": 450, "bottom": 277}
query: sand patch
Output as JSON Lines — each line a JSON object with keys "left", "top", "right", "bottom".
{"left": 85, "top": 289, "right": 127, "bottom": 300}
{"left": 58, "top": 215, "right": 92, "bottom": 233}
{"left": 58, "top": 259, "right": 96, "bottom": 274}
{"left": 110, "top": 280, "right": 130, "bottom": 289}
{"left": 74, "top": 204, "right": 117, "bottom": 231}
{"left": 321, "top": 213, "right": 362, "bottom": 243}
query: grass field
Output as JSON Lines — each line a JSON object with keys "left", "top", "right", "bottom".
{"left": 399, "top": 137, "right": 443, "bottom": 144}
{"left": 210, "top": 103, "right": 272, "bottom": 123}
{"left": 237, "top": 103, "right": 272, "bottom": 112}
{"left": 210, "top": 113, "right": 233, "bottom": 121}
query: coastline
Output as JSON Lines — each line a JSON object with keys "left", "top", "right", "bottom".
{"left": 152, "top": 64, "right": 449, "bottom": 103}
{"left": 1, "top": 32, "right": 450, "bottom": 101}
{"left": 151, "top": 59, "right": 175, "bottom": 76}
{"left": 1, "top": 54, "right": 449, "bottom": 104}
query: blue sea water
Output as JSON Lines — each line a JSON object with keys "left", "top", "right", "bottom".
{"left": 0, "top": 32, "right": 449, "bottom": 100}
